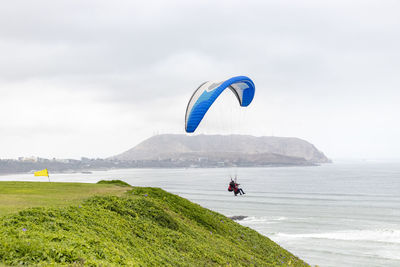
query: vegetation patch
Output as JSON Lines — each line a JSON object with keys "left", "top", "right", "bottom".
{"left": 97, "top": 180, "right": 131, "bottom": 187}
{"left": 0, "top": 185, "right": 308, "bottom": 266}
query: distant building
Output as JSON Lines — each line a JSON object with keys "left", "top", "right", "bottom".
{"left": 53, "top": 158, "right": 69, "bottom": 163}
{"left": 198, "top": 157, "right": 208, "bottom": 162}
{"left": 18, "top": 156, "right": 38, "bottom": 162}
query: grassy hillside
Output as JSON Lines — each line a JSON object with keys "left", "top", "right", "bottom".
{"left": 0, "top": 181, "right": 130, "bottom": 216}
{"left": 0, "top": 182, "right": 309, "bottom": 266}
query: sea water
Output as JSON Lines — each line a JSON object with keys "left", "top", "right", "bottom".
{"left": 1, "top": 162, "right": 399, "bottom": 267}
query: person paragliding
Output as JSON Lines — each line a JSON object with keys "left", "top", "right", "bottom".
{"left": 228, "top": 178, "right": 235, "bottom": 192}
{"left": 185, "top": 76, "right": 255, "bottom": 196}
{"left": 234, "top": 182, "right": 245, "bottom": 196}
{"left": 228, "top": 176, "right": 245, "bottom": 196}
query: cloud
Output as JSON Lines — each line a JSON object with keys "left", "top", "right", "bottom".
{"left": 0, "top": 0, "right": 399, "bottom": 159}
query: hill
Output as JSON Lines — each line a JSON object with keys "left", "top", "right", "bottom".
{"left": 0, "top": 181, "right": 308, "bottom": 266}
{"left": 113, "top": 134, "right": 330, "bottom": 166}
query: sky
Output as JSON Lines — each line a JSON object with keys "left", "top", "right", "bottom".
{"left": 0, "top": 0, "right": 399, "bottom": 160}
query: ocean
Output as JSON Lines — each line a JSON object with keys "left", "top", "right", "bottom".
{"left": 1, "top": 162, "right": 399, "bottom": 267}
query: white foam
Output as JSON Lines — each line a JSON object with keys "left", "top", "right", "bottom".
{"left": 375, "top": 249, "right": 400, "bottom": 260}
{"left": 276, "top": 229, "right": 400, "bottom": 244}
{"left": 274, "top": 216, "right": 288, "bottom": 221}
{"left": 242, "top": 216, "right": 289, "bottom": 224}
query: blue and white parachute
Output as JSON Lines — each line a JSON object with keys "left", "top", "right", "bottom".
{"left": 185, "top": 76, "right": 255, "bottom": 133}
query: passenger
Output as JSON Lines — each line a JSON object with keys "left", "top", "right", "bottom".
{"left": 234, "top": 183, "right": 245, "bottom": 195}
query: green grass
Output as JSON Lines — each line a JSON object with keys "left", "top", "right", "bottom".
{"left": 0, "top": 181, "right": 131, "bottom": 216}
{"left": 97, "top": 180, "right": 131, "bottom": 187}
{"left": 0, "top": 182, "right": 309, "bottom": 266}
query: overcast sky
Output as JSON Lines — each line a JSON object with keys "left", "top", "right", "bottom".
{"left": 0, "top": 0, "right": 399, "bottom": 160}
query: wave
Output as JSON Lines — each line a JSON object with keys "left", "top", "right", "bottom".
{"left": 241, "top": 216, "right": 289, "bottom": 223}
{"left": 276, "top": 229, "right": 400, "bottom": 244}
{"left": 374, "top": 249, "right": 400, "bottom": 260}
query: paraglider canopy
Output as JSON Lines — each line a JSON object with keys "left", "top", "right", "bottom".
{"left": 185, "top": 76, "right": 255, "bottom": 133}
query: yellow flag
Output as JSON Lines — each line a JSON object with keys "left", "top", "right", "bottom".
{"left": 34, "top": 169, "right": 49, "bottom": 177}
